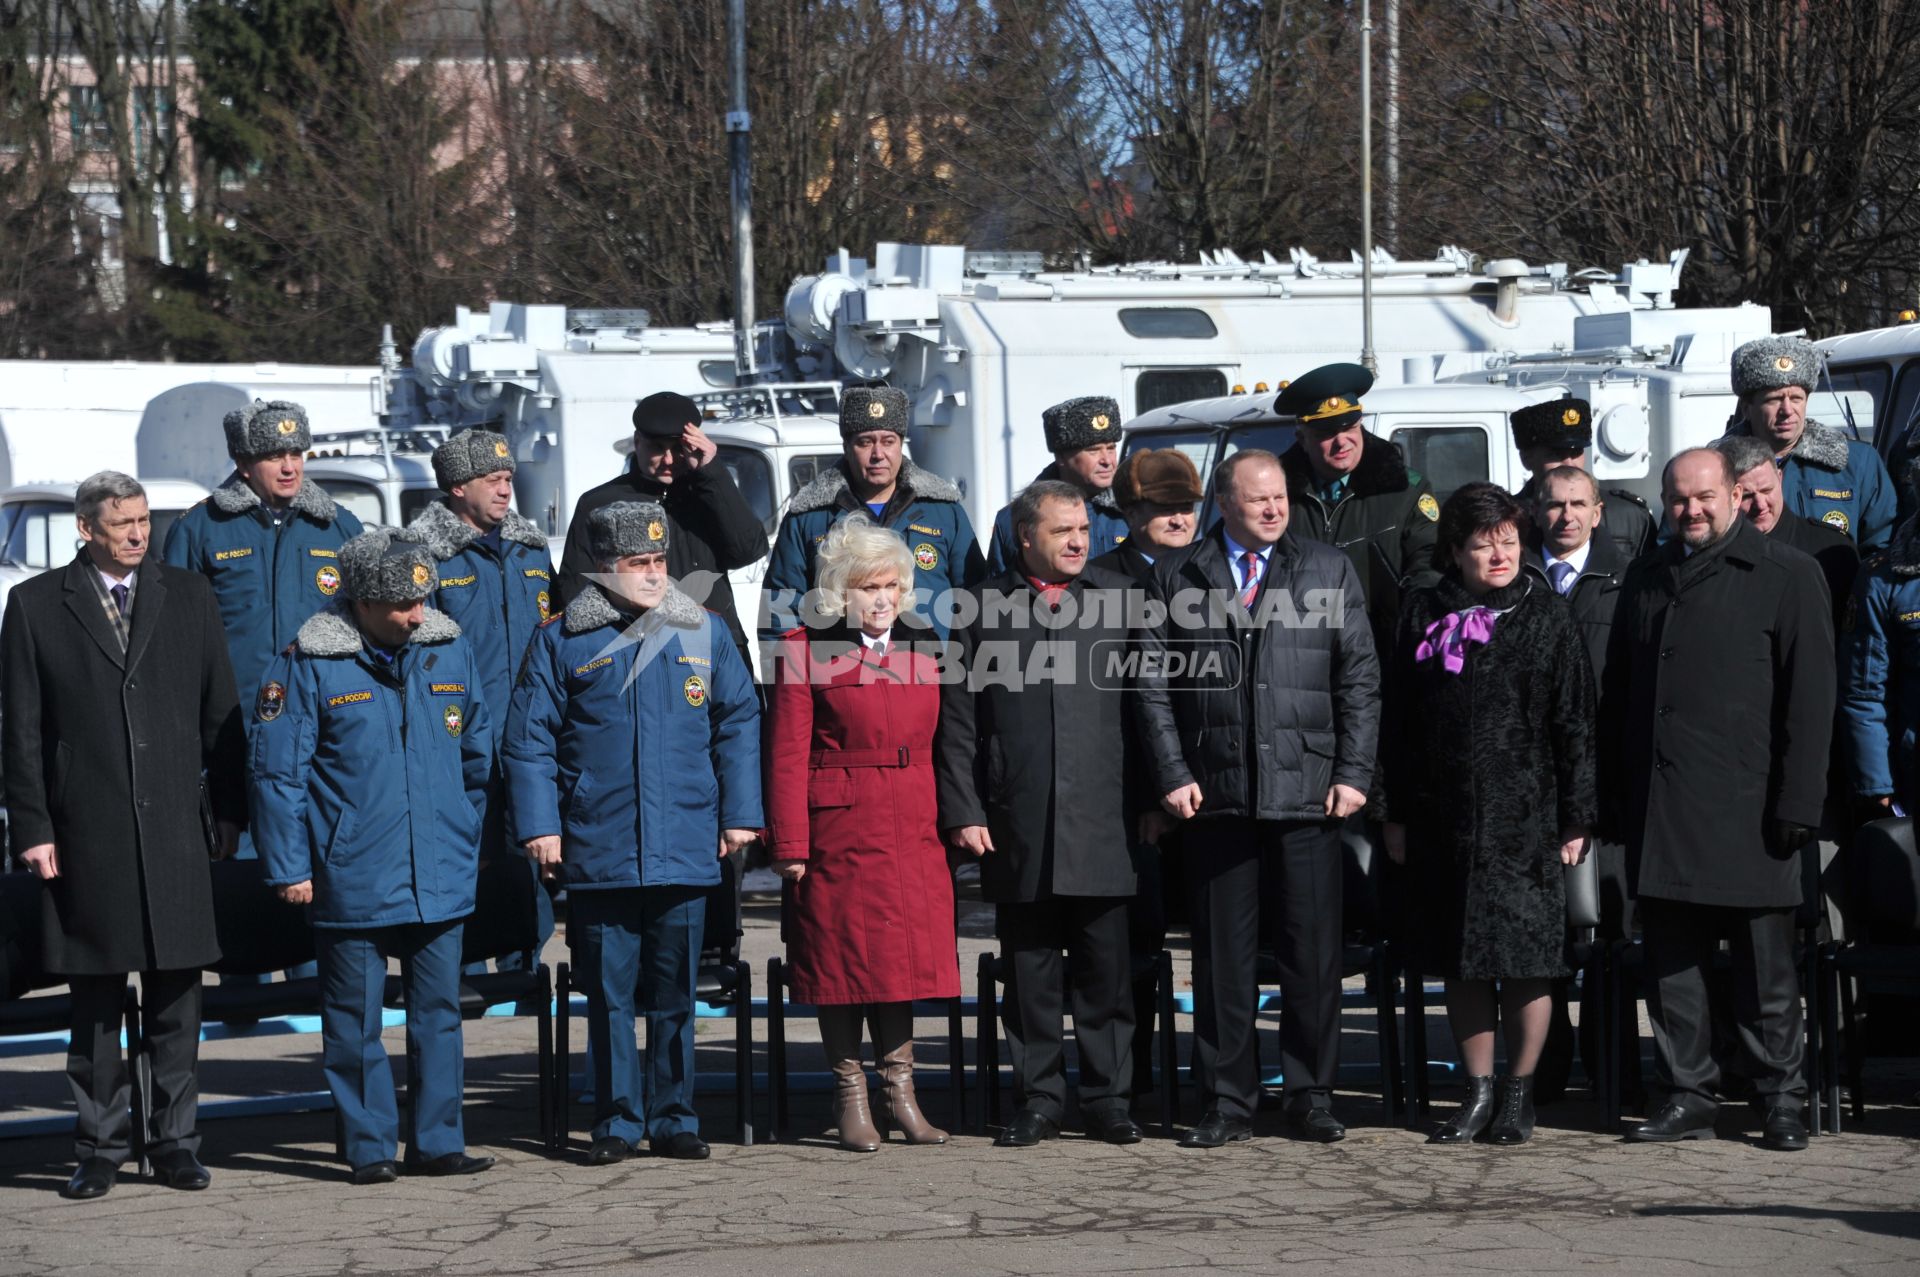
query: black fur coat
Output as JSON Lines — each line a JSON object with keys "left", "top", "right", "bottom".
{"left": 1382, "top": 575, "right": 1599, "bottom": 981}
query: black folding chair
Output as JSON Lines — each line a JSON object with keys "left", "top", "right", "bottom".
{"left": 1817, "top": 817, "right": 1920, "bottom": 1131}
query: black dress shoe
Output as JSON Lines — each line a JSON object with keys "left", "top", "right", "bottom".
{"left": 407, "top": 1151, "right": 496, "bottom": 1176}
{"left": 995, "top": 1109, "right": 1060, "bottom": 1148}
{"left": 1760, "top": 1106, "right": 1809, "bottom": 1151}
{"left": 1285, "top": 1108, "right": 1346, "bottom": 1143}
{"left": 61, "top": 1157, "right": 118, "bottom": 1200}
{"left": 1179, "top": 1110, "right": 1253, "bottom": 1148}
{"left": 1082, "top": 1109, "right": 1143, "bottom": 1145}
{"left": 655, "top": 1131, "right": 710, "bottom": 1160}
{"left": 150, "top": 1149, "right": 211, "bottom": 1190}
{"left": 1627, "top": 1101, "right": 1718, "bottom": 1142}
{"left": 350, "top": 1160, "right": 399, "bottom": 1186}
{"left": 588, "top": 1135, "right": 633, "bottom": 1165}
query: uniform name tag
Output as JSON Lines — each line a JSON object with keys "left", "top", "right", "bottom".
{"left": 908, "top": 524, "right": 943, "bottom": 537}
{"left": 308, "top": 548, "right": 338, "bottom": 558}
{"left": 675, "top": 654, "right": 711, "bottom": 667}
{"left": 429, "top": 682, "right": 467, "bottom": 695}
{"left": 213, "top": 547, "right": 253, "bottom": 562}
{"left": 327, "top": 689, "right": 374, "bottom": 708}
{"left": 523, "top": 569, "right": 551, "bottom": 580}
{"left": 1813, "top": 488, "right": 1853, "bottom": 500}
{"left": 1899, "top": 611, "right": 1920, "bottom": 624}
{"left": 439, "top": 574, "right": 477, "bottom": 588}
{"left": 574, "top": 657, "right": 613, "bottom": 676}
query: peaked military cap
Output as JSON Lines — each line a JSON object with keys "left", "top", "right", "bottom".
{"left": 633, "top": 391, "right": 702, "bottom": 440}
{"left": 1115, "top": 447, "right": 1203, "bottom": 508}
{"left": 432, "top": 428, "right": 516, "bottom": 492}
{"left": 1273, "top": 363, "right": 1373, "bottom": 426}
{"left": 1042, "top": 395, "right": 1122, "bottom": 454}
{"left": 589, "top": 500, "right": 670, "bottom": 564}
{"left": 840, "top": 385, "right": 908, "bottom": 439}
{"left": 1509, "top": 396, "right": 1593, "bottom": 454}
{"left": 223, "top": 399, "right": 311, "bottom": 460}
{"left": 340, "top": 526, "right": 437, "bottom": 604}
{"left": 1731, "top": 336, "right": 1820, "bottom": 398}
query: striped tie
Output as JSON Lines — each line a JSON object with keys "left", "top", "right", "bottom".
{"left": 1239, "top": 550, "right": 1262, "bottom": 607}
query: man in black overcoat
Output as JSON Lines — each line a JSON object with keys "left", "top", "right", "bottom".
{"left": 937, "top": 479, "right": 1145, "bottom": 1147}
{"left": 555, "top": 391, "right": 768, "bottom": 671}
{"left": 1601, "top": 448, "right": 1833, "bottom": 1152}
{"left": 1134, "top": 449, "right": 1381, "bottom": 1147}
{"left": 2, "top": 471, "right": 246, "bottom": 1199}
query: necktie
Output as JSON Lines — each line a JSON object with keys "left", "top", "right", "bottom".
{"left": 1548, "top": 561, "right": 1576, "bottom": 596}
{"left": 870, "top": 639, "right": 887, "bottom": 659}
{"left": 1239, "top": 551, "right": 1262, "bottom": 607}
{"left": 110, "top": 583, "right": 129, "bottom": 617}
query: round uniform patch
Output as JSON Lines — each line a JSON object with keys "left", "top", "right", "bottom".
{"left": 1823, "top": 509, "right": 1851, "bottom": 534}
{"left": 257, "top": 681, "right": 286, "bottom": 722}
{"left": 914, "top": 542, "right": 939, "bottom": 570}
{"left": 537, "top": 590, "right": 551, "bottom": 621}
{"left": 315, "top": 564, "right": 341, "bottom": 596}
{"left": 1561, "top": 407, "right": 1583, "bottom": 426}
{"left": 1418, "top": 493, "right": 1440, "bottom": 522}
{"left": 683, "top": 674, "right": 707, "bottom": 708}
{"left": 444, "top": 703, "right": 464, "bottom": 737}
{"left": 412, "top": 563, "right": 432, "bottom": 588}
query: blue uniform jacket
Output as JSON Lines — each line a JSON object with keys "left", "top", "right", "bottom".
{"left": 985, "top": 463, "right": 1128, "bottom": 576}
{"left": 1845, "top": 517, "right": 1920, "bottom": 802}
{"left": 162, "top": 476, "right": 365, "bottom": 697}
{"left": 1726, "top": 419, "right": 1898, "bottom": 551}
{"left": 503, "top": 583, "right": 762, "bottom": 890}
{"left": 762, "top": 458, "right": 984, "bottom": 641}
{"left": 405, "top": 501, "right": 555, "bottom": 732}
{"left": 250, "top": 607, "right": 492, "bottom": 929}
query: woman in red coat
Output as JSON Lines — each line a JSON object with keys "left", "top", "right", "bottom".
{"left": 766, "top": 515, "right": 960, "bottom": 1152}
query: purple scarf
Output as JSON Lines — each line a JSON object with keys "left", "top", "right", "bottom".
{"left": 1415, "top": 606, "right": 1501, "bottom": 674}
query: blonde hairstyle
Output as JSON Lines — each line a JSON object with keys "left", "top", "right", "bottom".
{"left": 812, "top": 514, "right": 917, "bottom": 618}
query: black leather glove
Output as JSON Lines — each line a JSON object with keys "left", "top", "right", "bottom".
{"left": 1770, "top": 819, "right": 1815, "bottom": 858}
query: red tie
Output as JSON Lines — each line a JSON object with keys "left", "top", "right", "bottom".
{"left": 1239, "top": 550, "right": 1262, "bottom": 607}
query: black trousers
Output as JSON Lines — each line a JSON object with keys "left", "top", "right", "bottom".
{"left": 66, "top": 968, "right": 202, "bottom": 1164}
{"left": 1187, "top": 818, "right": 1342, "bottom": 1120}
{"left": 996, "top": 896, "right": 1135, "bottom": 1122}
{"left": 1640, "top": 897, "right": 1805, "bottom": 1111}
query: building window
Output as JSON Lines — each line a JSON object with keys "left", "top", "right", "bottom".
{"left": 68, "top": 86, "right": 111, "bottom": 152}
{"left": 132, "top": 88, "right": 173, "bottom": 172}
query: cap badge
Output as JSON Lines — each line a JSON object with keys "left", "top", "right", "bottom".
{"left": 493, "top": 440, "right": 510, "bottom": 458}
{"left": 411, "top": 563, "right": 431, "bottom": 588}
{"left": 867, "top": 399, "right": 886, "bottom": 419}
{"left": 647, "top": 520, "right": 665, "bottom": 542}
{"left": 1775, "top": 356, "right": 1795, "bottom": 372}
{"left": 1562, "top": 408, "right": 1582, "bottom": 426}
{"left": 276, "top": 418, "right": 298, "bottom": 435}
{"left": 1090, "top": 413, "right": 1111, "bottom": 431}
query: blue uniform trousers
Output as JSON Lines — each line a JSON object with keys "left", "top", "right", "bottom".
{"left": 571, "top": 886, "right": 705, "bottom": 1145}
{"left": 317, "top": 920, "right": 467, "bottom": 1167}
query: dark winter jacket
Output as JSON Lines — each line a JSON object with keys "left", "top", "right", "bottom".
{"left": 161, "top": 476, "right": 365, "bottom": 699}
{"left": 406, "top": 501, "right": 556, "bottom": 728}
{"left": 986, "top": 464, "right": 1129, "bottom": 575}
{"left": 1723, "top": 417, "right": 1898, "bottom": 551}
{"left": 1520, "top": 530, "right": 1629, "bottom": 682}
{"left": 556, "top": 462, "right": 767, "bottom": 672}
{"left": 1279, "top": 433, "right": 1441, "bottom": 656}
{"left": 1770, "top": 509, "right": 1859, "bottom": 634}
{"left": 1089, "top": 540, "right": 1159, "bottom": 588}
{"left": 1600, "top": 519, "right": 1835, "bottom": 908}
{"left": 934, "top": 566, "right": 1142, "bottom": 902}
{"left": 1134, "top": 528, "right": 1381, "bottom": 823}
{"left": 251, "top": 607, "right": 492, "bottom": 929}
{"left": 2, "top": 557, "right": 246, "bottom": 974}
{"left": 1382, "top": 576, "right": 1597, "bottom": 981}
{"left": 763, "top": 458, "right": 984, "bottom": 641}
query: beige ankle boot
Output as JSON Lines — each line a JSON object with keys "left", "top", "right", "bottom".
{"left": 818, "top": 1006, "right": 879, "bottom": 1152}
{"left": 873, "top": 1002, "right": 947, "bottom": 1145}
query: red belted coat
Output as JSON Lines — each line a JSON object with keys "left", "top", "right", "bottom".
{"left": 765, "top": 626, "right": 960, "bottom": 1005}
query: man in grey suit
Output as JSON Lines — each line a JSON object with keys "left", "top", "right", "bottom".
{"left": 2, "top": 471, "right": 247, "bottom": 1199}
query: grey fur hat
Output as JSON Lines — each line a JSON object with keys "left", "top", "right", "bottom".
{"left": 432, "top": 428, "right": 516, "bottom": 491}
{"left": 223, "top": 399, "right": 311, "bottom": 460}
{"left": 840, "top": 386, "right": 908, "bottom": 439}
{"left": 340, "top": 526, "right": 437, "bottom": 604}
{"left": 1731, "top": 336, "right": 1820, "bottom": 398}
{"left": 1042, "top": 396, "right": 1121, "bottom": 454}
{"left": 588, "top": 500, "right": 670, "bottom": 564}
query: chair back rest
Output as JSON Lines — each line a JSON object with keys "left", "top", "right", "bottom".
{"left": 0, "top": 871, "right": 55, "bottom": 1001}
{"left": 1339, "top": 816, "right": 1381, "bottom": 935}
{"left": 1850, "top": 817, "right": 1920, "bottom": 944}
{"left": 701, "top": 853, "right": 745, "bottom": 968}
{"left": 461, "top": 853, "right": 541, "bottom": 966}
{"left": 207, "top": 858, "right": 317, "bottom": 975}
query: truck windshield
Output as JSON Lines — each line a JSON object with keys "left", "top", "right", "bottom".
{"left": 1123, "top": 427, "right": 1223, "bottom": 483}
{"left": 716, "top": 446, "right": 777, "bottom": 535}
{"left": 314, "top": 480, "right": 385, "bottom": 527}
{"left": 1808, "top": 364, "right": 1886, "bottom": 442}
{"left": 1, "top": 501, "right": 73, "bottom": 569}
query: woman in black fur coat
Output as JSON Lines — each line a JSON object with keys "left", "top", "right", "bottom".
{"left": 1382, "top": 483, "right": 1598, "bottom": 1146}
